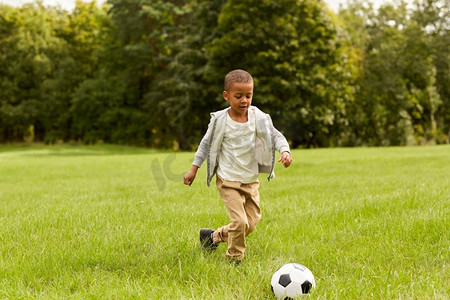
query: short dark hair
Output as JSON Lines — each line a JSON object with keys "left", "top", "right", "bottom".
{"left": 224, "top": 69, "right": 253, "bottom": 91}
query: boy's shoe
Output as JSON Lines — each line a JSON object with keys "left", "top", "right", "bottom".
{"left": 228, "top": 258, "right": 242, "bottom": 267}
{"left": 199, "top": 228, "right": 218, "bottom": 251}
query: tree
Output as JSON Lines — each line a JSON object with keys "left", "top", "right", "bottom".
{"left": 46, "top": 0, "right": 110, "bottom": 143}
{"left": 411, "top": 0, "right": 450, "bottom": 143}
{"left": 154, "top": 0, "right": 354, "bottom": 149}
{"left": 0, "top": 3, "right": 65, "bottom": 142}
{"left": 73, "top": 0, "right": 189, "bottom": 146}
{"left": 2, "top": 0, "right": 448, "bottom": 148}
{"left": 207, "top": 0, "right": 353, "bottom": 148}
{"left": 147, "top": 0, "right": 227, "bottom": 150}
{"left": 338, "top": 0, "right": 448, "bottom": 145}
{"left": 0, "top": 1, "right": 110, "bottom": 143}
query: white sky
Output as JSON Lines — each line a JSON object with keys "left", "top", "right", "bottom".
{"left": 0, "top": 0, "right": 403, "bottom": 12}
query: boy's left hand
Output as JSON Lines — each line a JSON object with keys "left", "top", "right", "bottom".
{"left": 278, "top": 151, "right": 292, "bottom": 168}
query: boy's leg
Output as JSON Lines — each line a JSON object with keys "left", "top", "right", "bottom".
{"left": 215, "top": 181, "right": 261, "bottom": 239}
{"left": 214, "top": 177, "right": 248, "bottom": 260}
{"left": 242, "top": 181, "right": 261, "bottom": 235}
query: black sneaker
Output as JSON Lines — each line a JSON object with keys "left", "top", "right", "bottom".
{"left": 199, "top": 228, "right": 218, "bottom": 251}
{"left": 228, "top": 258, "right": 242, "bottom": 267}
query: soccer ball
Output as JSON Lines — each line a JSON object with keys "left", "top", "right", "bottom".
{"left": 271, "top": 263, "right": 315, "bottom": 299}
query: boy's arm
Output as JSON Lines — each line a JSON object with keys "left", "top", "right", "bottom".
{"left": 192, "top": 117, "right": 214, "bottom": 168}
{"left": 272, "top": 126, "right": 290, "bottom": 155}
{"left": 278, "top": 151, "right": 292, "bottom": 168}
{"left": 271, "top": 119, "right": 292, "bottom": 168}
{"left": 184, "top": 116, "right": 215, "bottom": 186}
{"left": 183, "top": 165, "right": 198, "bottom": 186}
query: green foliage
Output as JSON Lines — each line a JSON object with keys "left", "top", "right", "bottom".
{"left": 0, "top": 1, "right": 109, "bottom": 143}
{"left": 206, "top": 0, "right": 353, "bottom": 148}
{"left": 339, "top": 0, "right": 450, "bottom": 145}
{"left": 82, "top": 0, "right": 190, "bottom": 147}
{"left": 153, "top": 0, "right": 354, "bottom": 149}
{"left": 149, "top": 0, "right": 227, "bottom": 149}
{"left": 0, "top": 0, "right": 449, "bottom": 147}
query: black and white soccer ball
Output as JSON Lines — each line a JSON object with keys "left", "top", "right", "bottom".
{"left": 271, "top": 263, "right": 316, "bottom": 299}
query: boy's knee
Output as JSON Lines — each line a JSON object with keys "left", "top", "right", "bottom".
{"left": 247, "top": 216, "right": 260, "bottom": 234}
{"left": 232, "top": 219, "right": 249, "bottom": 233}
{"left": 247, "top": 223, "right": 256, "bottom": 234}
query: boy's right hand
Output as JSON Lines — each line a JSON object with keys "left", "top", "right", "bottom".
{"left": 183, "top": 165, "right": 198, "bottom": 186}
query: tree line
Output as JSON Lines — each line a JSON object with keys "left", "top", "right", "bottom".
{"left": 0, "top": 0, "right": 448, "bottom": 149}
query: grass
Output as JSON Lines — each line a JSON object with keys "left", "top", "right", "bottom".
{"left": 0, "top": 144, "right": 448, "bottom": 299}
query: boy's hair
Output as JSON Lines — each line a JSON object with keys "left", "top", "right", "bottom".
{"left": 224, "top": 69, "right": 253, "bottom": 91}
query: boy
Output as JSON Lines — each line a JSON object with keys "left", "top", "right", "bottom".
{"left": 183, "top": 69, "right": 292, "bottom": 264}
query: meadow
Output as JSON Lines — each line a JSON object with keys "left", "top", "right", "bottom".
{"left": 0, "top": 144, "right": 448, "bottom": 299}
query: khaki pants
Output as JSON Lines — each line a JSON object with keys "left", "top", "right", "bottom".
{"left": 213, "top": 175, "right": 261, "bottom": 260}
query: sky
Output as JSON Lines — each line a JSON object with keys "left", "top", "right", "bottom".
{"left": 0, "top": 0, "right": 397, "bottom": 12}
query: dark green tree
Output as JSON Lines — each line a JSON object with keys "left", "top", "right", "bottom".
{"left": 147, "top": 0, "right": 227, "bottom": 150}
{"left": 0, "top": 1, "right": 110, "bottom": 143}
{"left": 154, "top": 0, "right": 354, "bottom": 149}
{"left": 73, "top": 0, "right": 188, "bottom": 146}
{"left": 0, "top": 3, "right": 64, "bottom": 142}
{"left": 46, "top": 0, "right": 110, "bottom": 143}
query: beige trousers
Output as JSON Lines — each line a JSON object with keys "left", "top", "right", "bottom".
{"left": 213, "top": 175, "right": 261, "bottom": 260}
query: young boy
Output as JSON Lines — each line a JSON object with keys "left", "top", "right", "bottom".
{"left": 183, "top": 69, "right": 292, "bottom": 263}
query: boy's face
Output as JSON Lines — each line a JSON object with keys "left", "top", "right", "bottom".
{"left": 223, "top": 82, "right": 254, "bottom": 118}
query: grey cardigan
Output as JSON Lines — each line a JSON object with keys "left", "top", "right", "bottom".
{"left": 193, "top": 106, "right": 290, "bottom": 186}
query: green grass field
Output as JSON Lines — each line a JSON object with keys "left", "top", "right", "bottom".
{"left": 0, "top": 144, "right": 448, "bottom": 299}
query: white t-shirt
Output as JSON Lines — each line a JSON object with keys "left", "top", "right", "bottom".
{"left": 217, "top": 111, "right": 259, "bottom": 183}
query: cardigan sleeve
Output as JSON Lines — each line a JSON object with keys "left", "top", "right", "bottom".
{"left": 271, "top": 119, "right": 290, "bottom": 154}
{"left": 192, "top": 116, "right": 215, "bottom": 168}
